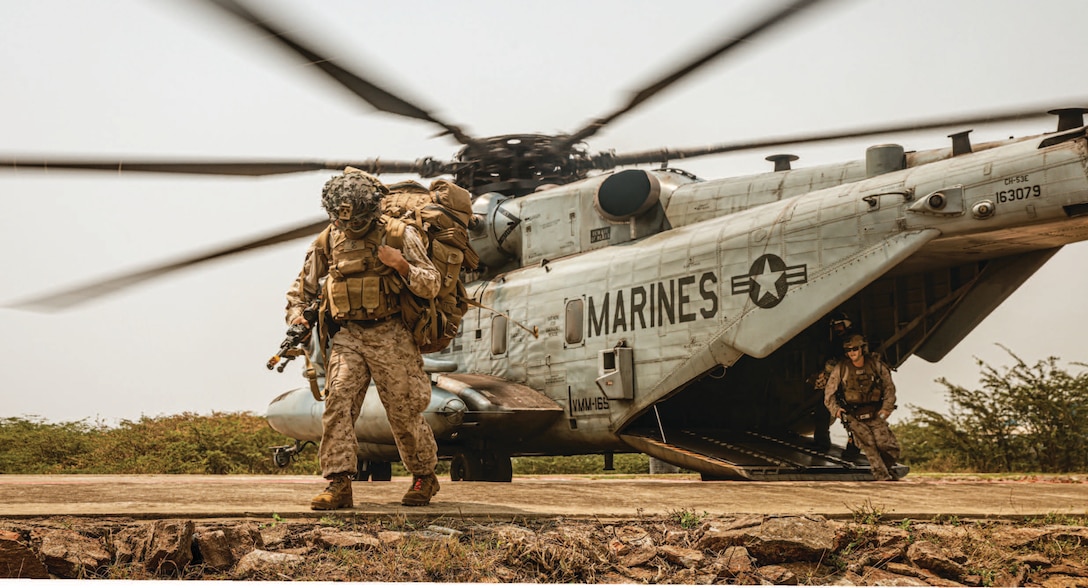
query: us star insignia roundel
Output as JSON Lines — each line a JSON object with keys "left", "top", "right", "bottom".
{"left": 730, "top": 254, "right": 808, "bottom": 308}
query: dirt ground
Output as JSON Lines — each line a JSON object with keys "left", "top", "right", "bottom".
{"left": 1, "top": 473, "right": 1087, "bottom": 520}
{"left": 2, "top": 475, "right": 1088, "bottom": 584}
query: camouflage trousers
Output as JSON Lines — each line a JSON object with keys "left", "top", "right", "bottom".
{"left": 844, "top": 414, "right": 901, "bottom": 481}
{"left": 319, "top": 318, "right": 438, "bottom": 479}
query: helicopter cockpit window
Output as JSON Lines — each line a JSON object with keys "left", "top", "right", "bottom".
{"left": 565, "top": 299, "right": 584, "bottom": 345}
{"left": 491, "top": 315, "right": 508, "bottom": 356}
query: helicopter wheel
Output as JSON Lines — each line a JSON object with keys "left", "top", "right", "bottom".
{"left": 484, "top": 454, "right": 513, "bottom": 483}
{"left": 449, "top": 451, "right": 483, "bottom": 482}
{"left": 355, "top": 458, "right": 393, "bottom": 482}
{"left": 371, "top": 461, "right": 393, "bottom": 481}
{"left": 271, "top": 447, "right": 293, "bottom": 468}
{"left": 450, "top": 450, "right": 512, "bottom": 482}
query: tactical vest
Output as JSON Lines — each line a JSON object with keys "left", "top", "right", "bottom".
{"left": 321, "top": 226, "right": 403, "bottom": 322}
{"left": 839, "top": 361, "right": 884, "bottom": 406}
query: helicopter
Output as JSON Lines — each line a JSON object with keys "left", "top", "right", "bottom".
{"left": 2, "top": 0, "right": 1088, "bottom": 481}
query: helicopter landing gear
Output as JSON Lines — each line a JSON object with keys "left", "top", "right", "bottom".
{"left": 449, "top": 452, "right": 480, "bottom": 481}
{"left": 354, "top": 457, "right": 393, "bottom": 482}
{"left": 270, "top": 440, "right": 315, "bottom": 468}
{"left": 449, "top": 449, "right": 512, "bottom": 482}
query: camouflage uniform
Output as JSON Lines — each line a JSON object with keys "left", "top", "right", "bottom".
{"left": 286, "top": 223, "right": 441, "bottom": 479}
{"left": 824, "top": 354, "right": 900, "bottom": 481}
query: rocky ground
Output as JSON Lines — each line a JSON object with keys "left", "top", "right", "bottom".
{"left": 2, "top": 510, "right": 1088, "bottom": 585}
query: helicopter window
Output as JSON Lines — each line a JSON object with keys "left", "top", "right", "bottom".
{"left": 565, "top": 299, "right": 584, "bottom": 345}
{"left": 491, "top": 315, "right": 508, "bottom": 356}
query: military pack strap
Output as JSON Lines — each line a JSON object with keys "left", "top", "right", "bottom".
{"left": 868, "top": 352, "right": 887, "bottom": 389}
{"left": 315, "top": 224, "right": 333, "bottom": 255}
{"left": 383, "top": 216, "right": 407, "bottom": 249}
{"left": 433, "top": 227, "right": 470, "bottom": 250}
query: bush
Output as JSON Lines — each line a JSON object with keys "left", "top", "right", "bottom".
{"left": 0, "top": 412, "right": 319, "bottom": 475}
{"left": 0, "top": 413, "right": 651, "bottom": 476}
{"left": 0, "top": 417, "right": 101, "bottom": 474}
{"left": 896, "top": 349, "right": 1088, "bottom": 473}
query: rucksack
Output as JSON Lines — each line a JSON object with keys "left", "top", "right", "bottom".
{"left": 381, "top": 178, "right": 479, "bottom": 353}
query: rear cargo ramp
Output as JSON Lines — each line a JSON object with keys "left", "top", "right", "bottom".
{"left": 621, "top": 428, "right": 908, "bottom": 481}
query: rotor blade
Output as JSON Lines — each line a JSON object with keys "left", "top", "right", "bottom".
{"left": 563, "top": 0, "right": 826, "bottom": 148}
{"left": 597, "top": 102, "right": 1083, "bottom": 167}
{"left": 203, "top": 0, "right": 475, "bottom": 145}
{"left": 0, "top": 157, "right": 454, "bottom": 177}
{"left": 6, "top": 218, "right": 329, "bottom": 312}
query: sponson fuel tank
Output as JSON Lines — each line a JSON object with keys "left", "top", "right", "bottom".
{"left": 266, "top": 385, "right": 467, "bottom": 444}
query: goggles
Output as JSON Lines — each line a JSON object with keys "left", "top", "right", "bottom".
{"left": 334, "top": 216, "right": 374, "bottom": 233}
{"left": 333, "top": 201, "right": 377, "bottom": 235}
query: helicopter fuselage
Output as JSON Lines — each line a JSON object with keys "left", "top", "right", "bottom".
{"left": 267, "top": 127, "right": 1088, "bottom": 479}
{"left": 438, "top": 127, "right": 1088, "bottom": 437}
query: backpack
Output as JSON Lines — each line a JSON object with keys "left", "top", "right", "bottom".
{"left": 381, "top": 179, "right": 479, "bottom": 353}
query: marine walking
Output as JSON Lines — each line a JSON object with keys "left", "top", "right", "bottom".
{"left": 823, "top": 333, "right": 901, "bottom": 481}
{"left": 285, "top": 169, "right": 443, "bottom": 508}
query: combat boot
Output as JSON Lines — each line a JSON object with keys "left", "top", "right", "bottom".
{"left": 401, "top": 473, "right": 440, "bottom": 506}
{"left": 310, "top": 474, "right": 353, "bottom": 510}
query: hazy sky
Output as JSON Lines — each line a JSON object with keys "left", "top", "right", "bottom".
{"left": 2, "top": 0, "right": 1087, "bottom": 426}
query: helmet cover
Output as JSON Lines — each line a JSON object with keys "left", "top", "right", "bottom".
{"left": 843, "top": 333, "right": 867, "bottom": 351}
{"left": 321, "top": 170, "right": 388, "bottom": 236}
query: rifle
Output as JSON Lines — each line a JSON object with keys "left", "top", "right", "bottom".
{"left": 266, "top": 302, "right": 320, "bottom": 373}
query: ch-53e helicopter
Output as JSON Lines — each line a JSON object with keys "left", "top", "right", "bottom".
{"left": 6, "top": 0, "right": 1088, "bottom": 482}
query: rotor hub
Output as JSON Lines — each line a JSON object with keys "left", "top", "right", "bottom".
{"left": 454, "top": 135, "right": 591, "bottom": 196}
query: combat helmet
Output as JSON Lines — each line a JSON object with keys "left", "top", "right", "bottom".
{"left": 828, "top": 311, "right": 853, "bottom": 332}
{"left": 843, "top": 333, "right": 867, "bottom": 352}
{"left": 321, "top": 167, "right": 389, "bottom": 238}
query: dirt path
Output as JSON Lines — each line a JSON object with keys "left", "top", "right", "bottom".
{"left": 2, "top": 474, "right": 1085, "bottom": 520}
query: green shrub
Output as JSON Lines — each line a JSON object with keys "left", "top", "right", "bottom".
{"left": 896, "top": 350, "right": 1088, "bottom": 473}
{"left": 0, "top": 413, "right": 657, "bottom": 476}
{"left": 0, "top": 417, "right": 101, "bottom": 473}
{"left": 0, "top": 412, "right": 319, "bottom": 475}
